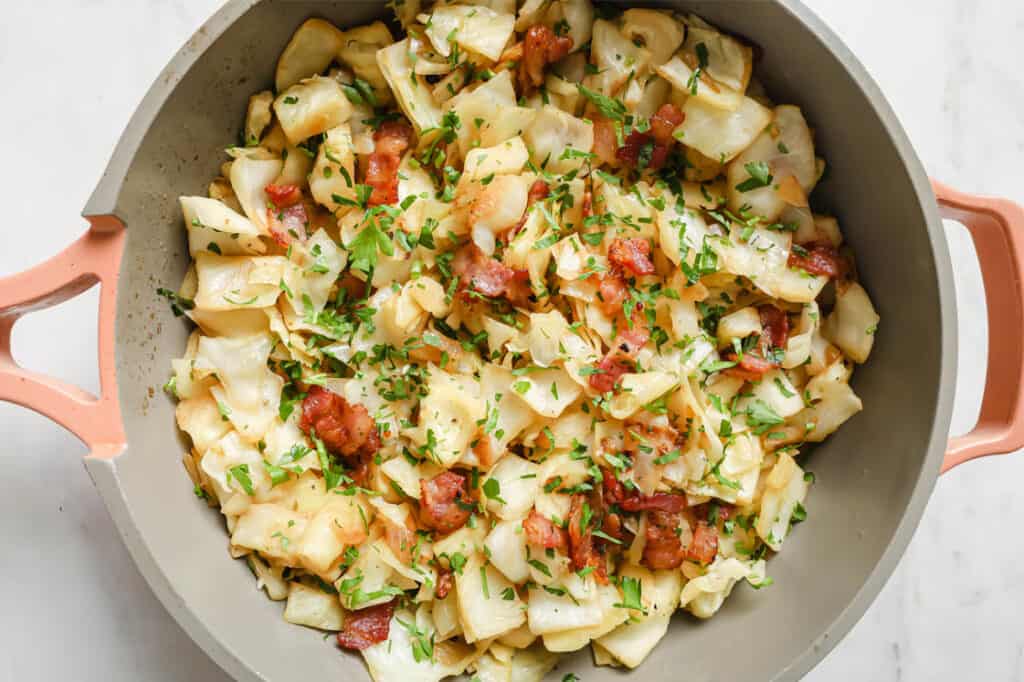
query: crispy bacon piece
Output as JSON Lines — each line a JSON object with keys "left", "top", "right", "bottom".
{"left": 758, "top": 304, "right": 789, "bottom": 350}
{"left": 267, "top": 201, "right": 309, "bottom": 246}
{"left": 523, "top": 511, "right": 569, "bottom": 552}
{"left": 597, "top": 271, "right": 628, "bottom": 310}
{"left": 643, "top": 510, "right": 689, "bottom": 570}
{"left": 649, "top": 103, "right": 685, "bottom": 145}
{"left": 419, "top": 471, "right": 472, "bottom": 535}
{"left": 435, "top": 567, "right": 454, "bottom": 600}
{"left": 625, "top": 419, "right": 680, "bottom": 457}
{"left": 567, "top": 495, "right": 608, "bottom": 583}
{"left": 588, "top": 313, "right": 650, "bottom": 392}
{"left": 336, "top": 599, "right": 396, "bottom": 651}
{"left": 723, "top": 352, "right": 778, "bottom": 381}
{"left": 365, "top": 120, "right": 414, "bottom": 207}
{"left": 588, "top": 354, "right": 633, "bottom": 393}
{"left": 788, "top": 242, "right": 846, "bottom": 279}
{"left": 519, "top": 25, "right": 573, "bottom": 93}
{"left": 686, "top": 521, "right": 719, "bottom": 565}
{"left": 300, "top": 386, "right": 380, "bottom": 458}
{"left": 452, "top": 243, "right": 516, "bottom": 298}
{"left": 619, "top": 492, "right": 687, "bottom": 513}
{"left": 265, "top": 183, "right": 303, "bottom": 208}
{"left": 615, "top": 103, "right": 684, "bottom": 171}
{"left": 608, "top": 238, "right": 655, "bottom": 276}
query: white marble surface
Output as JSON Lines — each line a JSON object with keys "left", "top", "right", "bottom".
{"left": 1, "top": 1, "right": 1022, "bottom": 680}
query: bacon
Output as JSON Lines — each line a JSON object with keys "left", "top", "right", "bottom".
{"left": 723, "top": 351, "right": 778, "bottom": 381}
{"left": 336, "top": 599, "right": 396, "bottom": 650}
{"left": 523, "top": 510, "right": 568, "bottom": 552}
{"left": 625, "top": 419, "right": 680, "bottom": 457}
{"left": 452, "top": 243, "right": 530, "bottom": 303}
{"left": 608, "top": 238, "right": 655, "bottom": 276}
{"left": 642, "top": 510, "right": 689, "bottom": 570}
{"left": 267, "top": 202, "right": 309, "bottom": 246}
{"left": 588, "top": 354, "right": 633, "bottom": 393}
{"left": 616, "top": 317, "right": 650, "bottom": 356}
{"left": 581, "top": 189, "right": 593, "bottom": 219}
{"left": 619, "top": 492, "right": 687, "bottom": 513}
{"left": 758, "top": 304, "right": 789, "bottom": 350}
{"left": 597, "top": 272, "right": 629, "bottom": 311}
{"left": 567, "top": 494, "right": 607, "bottom": 583}
{"left": 300, "top": 386, "right": 380, "bottom": 458}
{"left": 419, "top": 471, "right": 472, "bottom": 535}
{"left": 788, "top": 242, "right": 846, "bottom": 279}
{"left": 649, "top": 103, "right": 685, "bottom": 145}
{"left": 685, "top": 521, "right": 718, "bottom": 565}
{"left": 435, "top": 567, "right": 454, "bottom": 600}
{"left": 365, "top": 120, "right": 414, "bottom": 207}
{"left": 519, "top": 25, "right": 573, "bottom": 93}
{"left": 265, "top": 183, "right": 303, "bottom": 208}
{"left": 588, "top": 313, "right": 650, "bottom": 392}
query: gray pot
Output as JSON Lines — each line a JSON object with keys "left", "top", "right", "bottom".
{"left": 3, "top": 1, "right": 1023, "bottom": 680}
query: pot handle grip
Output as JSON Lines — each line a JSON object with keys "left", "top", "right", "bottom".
{"left": 0, "top": 217, "right": 127, "bottom": 459}
{"left": 934, "top": 180, "right": 1024, "bottom": 473}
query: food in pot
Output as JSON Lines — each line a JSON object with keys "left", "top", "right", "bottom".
{"left": 162, "top": 3, "right": 880, "bottom": 679}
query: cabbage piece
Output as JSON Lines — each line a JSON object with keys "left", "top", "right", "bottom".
{"left": 715, "top": 306, "right": 760, "bottom": 346}
{"left": 175, "top": 394, "right": 231, "bottom": 454}
{"left": 377, "top": 39, "right": 444, "bottom": 133}
{"left": 229, "top": 153, "right": 283, "bottom": 233}
{"left": 338, "top": 22, "right": 395, "bottom": 106}
{"left": 194, "top": 332, "right": 274, "bottom": 411}
{"left": 588, "top": 19, "right": 650, "bottom": 95}
{"left": 514, "top": 367, "right": 582, "bottom": 418}
{"left": 282, "top": 229, "right": 346, "bottom": 319}
{"left": 420, "top": 4, "right": 515, "bottom": 61}
{"left": 673, "top": 95, "right": 771, "bottom": 164}
{"left": 682, "top": 19, "right": 753, "bottom": 94}
{"left": 275, "top": 18, "right": 345, "bottom": 92}
{"left": 736, "top": 368, "right": 804, "bottom": 420}
{"left": 283, "top": 582, "right": 344, "bottom": 630}
{"left": 484, "top": 518, "right": 531, "bottom": 584}
{"left": 362, "top": 607, "right": 478, "bottom": 682}
{"left": 822, "top": 281, "right": 879, "bottom": 363}
{"left": 231, "top": 503, "right": 308, "bottom": 563}
{"left": 180, "top": 196, "right": 265, "bottom": 257}
{"left": 523, "top": 105, "right": 594, "bottom": 175}
{"left": 273, "top": 76, "right": 352, "bottom": 145}
{"left": 338, "top": 539, "right": 405, "bottom": 609}
{"left": 595, "top": 614, "right": 670, "bottom": 669}
{"left": 457, "top": 554, "right": 527, "bottom": 641}
{"left": 193, "top": 253, "right": 285, "bottom": 312}
{"left": 620, "top": 10, "right": 684, "bottom": 66}
{"left": 783, "top": 302, "right": 819, "bottom": 368}
{"left": 527, "top": 583, "right": 604, "bottom": 634}
{"left": 657, "top": 56, "right": 742, "bottom": 111}
{"left": 465, "top": 173, "right": 530, "bottom": 255}
{"left": 679, "top": 556, "right": 766, "bottom": 618}
{"left": 479, "top": 107, "right": 538, "bottom": 148}
{"left": 201, "top": 431, "right": 268, "bottom": 501}
{"left": 247, "top": 554, "right": 289, "bottom": 600}
{"left": 793, "top": 375, "right": 863, "bottom": 443}
{"left": 523, "top": 310, "right": 573, "bottom": 368}
{"left": 470, "top": 365, "right": 535, "bottom": 467}
{"left": 446, "top": 70, "right": 517, "bottom": 158}
{"left": 727, "top": 105, "right": 816, "bottom": 221}
{"left": 541, "top": 583, "right": 627, "bottom": 652}
{"left": 462, "top": 136, "right": 529, "bottom": 179}
{"left": 245, "top": 90, "right": 275, "bottom": 146}
{"left": 411, "top": 370, "right": 483, "bottom": 466}
{"left": 755, "top": 451, "right": 809, "bottom": 550}
{"left": 297, "top": 493, "right": 370, "bottom": 573}
{"left": 607, "top": 372, "right": 678, "bottom": 419}
{"left": 309, "top": 123, "right": 357, "bottom": 212}
{"left": 483, "top": 454, "right": 540, "bottom": 520}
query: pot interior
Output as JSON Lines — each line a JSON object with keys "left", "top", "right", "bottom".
{"left": 104, "top": 1, "right": 951, "bottom": 680}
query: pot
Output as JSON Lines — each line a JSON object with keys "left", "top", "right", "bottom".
{"left": 1, "top": 1, "right": 1022, "bottom": 680}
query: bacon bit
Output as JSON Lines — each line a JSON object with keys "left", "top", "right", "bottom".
{"left": 523, "top": 511, "right": 569, "bottom": 552}
{"left": 336, "top": 599, "right": 396, "bottom": 651}
{"left": 616, "top": 318, "right": 651, "bottom": 356}
{"left": 588, "top": 354, "right": 633, "bottom": 393}
{"left": 591, "top": 115, "right": 620, "bottom": 167}
{"left": 267, "top": 202, "right": 309, "bottom": 246}
{"left": 519, "top": 25, "right": 573, "bottom": 93}
{"left": 758, "top": 304, "right": 789, "bottom": 350}
{"left": 435, "top": 568, "right": 454, "bottom": 600}
{"left": 694, "top": 501, "right": 735, "bottom": 524}
{"left": 588, "top": 312, "right": 650, "bottom": 392}
{"left": 620, "top": 492, "right": 687, "bottom": 513}
{"left": 649, "top": 103, "right": 685, "bottom": 145}
{"left": 723, "top": 351, "right": 778, "bottom": 381}
{"left": 265, "top": 183, "right": 303, "bottom": 208}
{"left": 419, "top": 471, "right": 472, "bottom": 535}
{"left": 643, "top": 510, "right": 689, "bottom": 570}
{"left": 597, "top": 271, "right": 628, "bottom": 311}
{"left": 686, "top": 521, "right": 719, "bottom": 565}
{"left": 365, "top": 120, "right": 414, "bottom": 207}
{"left": 452, "top": 243, "right": 530, "bottom": 303}
{"left": 337, "top": 272, "right": 369, "bottom": 301}
{"left": 788, "top": 241, "right": 847, "bottom": 279}
{"left": 625, "top": 419, "right": 680, "bottom": 457}
{"left": 300, "top": 386, "right": 380, "bottom": 458}
{"left": 581, "top": 190, "right": 593, "bottom": 219}
{"left": 608, "top": 238, "right": 655, "bottom": 277}
{"left": 600, "top": 511, "right": 630, "bottom": 544}
{"left": 567, "top": 494, "right": 608, "bottom": 583}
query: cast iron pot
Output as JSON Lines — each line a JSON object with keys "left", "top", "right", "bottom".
{"left": 2, "top": 1, "right": 1023, "bottom": 680}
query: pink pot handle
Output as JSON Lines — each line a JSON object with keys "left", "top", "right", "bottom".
{"left": 0, "top": 216, "right": 127, "bottom": 459}
{"left": 933, "top": 180, "right": 1024, "bottom": 473}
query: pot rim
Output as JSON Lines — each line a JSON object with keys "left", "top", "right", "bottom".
{"left": 81, "top": 1, "right": 958, "bottom": 680}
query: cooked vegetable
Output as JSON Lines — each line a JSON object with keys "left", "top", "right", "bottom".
{"left": 163, "top": 6, "right": 878, "bottom": 680}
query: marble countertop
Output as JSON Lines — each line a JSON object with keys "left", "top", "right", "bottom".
{"left": 2, "top": 1, "right": 1022, "bottom": 680}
